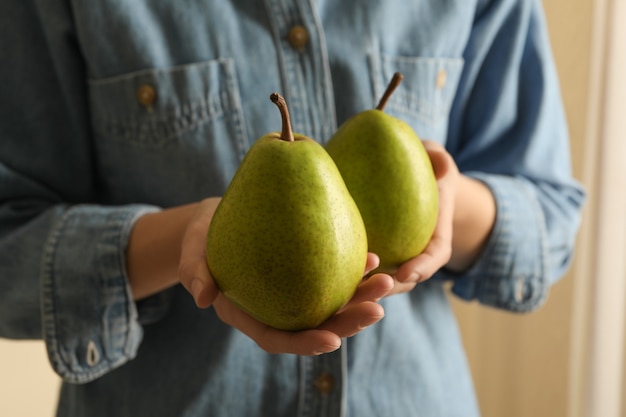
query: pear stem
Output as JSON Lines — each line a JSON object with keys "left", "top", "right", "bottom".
{"left": 270, "top": 93, "right": 295, "bottom": 142}
{"left": 376, "top": 72, "right": 403, "bottom": 111}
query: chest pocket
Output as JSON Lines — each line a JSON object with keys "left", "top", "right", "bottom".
{"left": 368, "top": 54, "right": 464, "bottom": 144}
{"left": 87, "top": 59, "right": 248, "bottom": 205}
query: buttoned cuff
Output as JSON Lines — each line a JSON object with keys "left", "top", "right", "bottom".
{"left": 41, "top": 204, "right": 161, "bottom": 383}
{"left": 442, "top": 174, "right": 549, "bottom": 313}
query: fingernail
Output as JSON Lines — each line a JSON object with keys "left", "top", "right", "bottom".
{"left": 315, "top": 343, "right": 341, "bottom": 355}
{"left": 409, "top": 272, "right": 421, "bottom": 283}
{"left": 363, "top": 310, "right": 385, "bottom": 328}
{"left": 191, "top": 279, "right": 204, "bottom": 301}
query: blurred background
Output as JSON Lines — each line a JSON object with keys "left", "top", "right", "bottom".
{"left": 1, "top": 0, "right": 624, "bottom": 416}
{"left": 452, "top": 0, "right": 626, "bottom": 416}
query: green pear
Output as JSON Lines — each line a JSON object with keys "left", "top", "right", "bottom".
{"left": 206, "top": 93, "right": 368, "bottom": 331}
{"left": 325, "top": 73, "right": 438, "bottom": 274}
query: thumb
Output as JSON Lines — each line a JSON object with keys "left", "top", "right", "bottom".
{"left": 179, "top": 257, "right": 218, "bottom": 308}
{"left": 178, "top": 199, "right": 220, "bottom": 308}
{"left": 422, "top": 140, "right": 454, "bottom": 180}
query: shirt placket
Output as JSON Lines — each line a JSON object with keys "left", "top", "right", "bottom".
{"left": 263, "top": 0, "right": 337, "bottom": 143}
{"left": 263, "top": 1, "right": 344, "bottom": 416}
{"left": 298, "top": 346, "right": 346, "bottom": 417}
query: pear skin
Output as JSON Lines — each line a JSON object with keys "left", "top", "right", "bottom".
{"left": 325, "top": 73, "right": 438, "bottom": 274}
{"left": 206, "top": 94, "right": 368, "bottom": 331}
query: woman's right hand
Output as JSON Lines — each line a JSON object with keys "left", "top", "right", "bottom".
{"left": 210, "top": 255, "right": 392, "bottom": 356}
{"left": 178, "top": 197, "right": 222, "bottom": 308}
{"left": 178, "top": 199, "right": 393, "bottom": 355}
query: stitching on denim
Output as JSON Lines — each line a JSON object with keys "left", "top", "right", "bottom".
{"left": 93, "top": 93, "right": 230, "bottom": 146}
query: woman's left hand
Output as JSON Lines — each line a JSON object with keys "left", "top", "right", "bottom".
{"left": 387, "top": 140, "right": 459, "bottom": 296}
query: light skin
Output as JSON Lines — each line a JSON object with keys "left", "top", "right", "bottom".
{"left": 126, "top": 140, "right": 496, "bottom": 355}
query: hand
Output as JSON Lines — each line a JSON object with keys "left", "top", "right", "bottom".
{"left": 178, "top": 198, "right": 222, "bottom": 307}
{"left": 213, "top": 254, "right": 392, "bottom": 355}
{"left": 388, "top": 140, "right": 459, "bottom": 296}
{"left": 178, "top": 199, "right": 393, "bottom": 355}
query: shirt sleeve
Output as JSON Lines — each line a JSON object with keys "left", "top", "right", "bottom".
{"left": 439, "top": 0, "right": 586, "bottom": 312}
{"left": 0, "top": 2, "right": 166, "bottom": 383}
{"left": 41, "top": 205, "right": 163, "bottom": 383}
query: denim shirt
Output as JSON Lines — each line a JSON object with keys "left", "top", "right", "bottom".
{"left": 0, "top": 0, "right": 584, "bottom": 416}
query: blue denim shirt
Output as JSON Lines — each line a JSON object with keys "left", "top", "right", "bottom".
{"left": 0, "top": 0, "right": 584, "bottom": 416}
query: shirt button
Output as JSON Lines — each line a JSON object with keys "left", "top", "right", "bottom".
{"left": 287, "top": 25, "right": 309, "bottom": 49}
{"left": 314, "top": 372, "right": 334, "bottom": 395}
{"left": 436, "top": 69, "right": 447, "bottom": 89}
{"left": 136, "top": 84, "right": 157, "bottom": 108}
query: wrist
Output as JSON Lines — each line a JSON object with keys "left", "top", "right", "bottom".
{"left": 126, "top": 203, "right": 199, "bottom": 300}
{"left": 447, "top": 175, "right": 496, "bottom": 272}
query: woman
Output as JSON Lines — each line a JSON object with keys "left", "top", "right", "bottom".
{"left": 0, "top": 0, "right": 584, "bottom": 415}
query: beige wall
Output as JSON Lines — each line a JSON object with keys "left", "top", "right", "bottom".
{"left": 0, "top": 340, "right": 59, "bottom": 417}
{"left": 452, "top": 1, "right": 626, "bottom": 417}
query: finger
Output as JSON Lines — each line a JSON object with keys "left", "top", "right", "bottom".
{"left": 364, "top": 253, "right": 381, "bottom": 276}
{"left": 385, "top": 280, "right": 417, "bottom": 297}
{"left": 422, "top": 140, "right": 452, "bottom": 180}
{"left": 179, "top": 258, "right": 218, "bottom": 308}
{"left": 179, "top": 200, "right": 219, "bottom": 308}
{"left": 343, "top": 273, "right": 393, "bottom": 308}
{"left": 318, "top": 301, "right": 385, "bottom": 338}
{"left": 213, "top": 295, "right": 342, "bottom": 355}
{"left": 394, "top": 205, "right": 453, "bottom": 283}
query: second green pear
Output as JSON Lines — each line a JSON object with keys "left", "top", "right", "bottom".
{"left": 325, "top": 73, "right": 438, "bottom": 274}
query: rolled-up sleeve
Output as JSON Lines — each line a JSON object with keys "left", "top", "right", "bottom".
{"left": 41, "top": 205, "right": 159, "bottom": 383}
{"left": 445, "top": 174, "right": 583, "bottom": 312}
{"left": 440, "top": 0, "right": 586, "bottom": 311}
{"left": 0, "top": 2, "right": 167, "bottom": 383}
